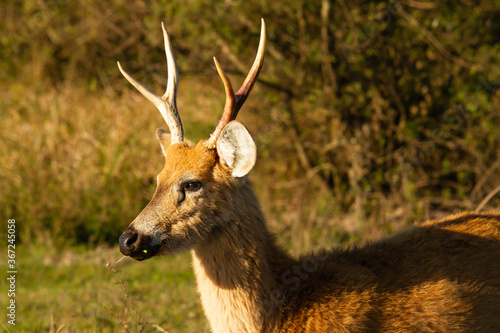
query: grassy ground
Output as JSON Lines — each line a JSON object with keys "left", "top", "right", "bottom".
{"left": 5, "top": 244, "right": 209, "bottom": 332}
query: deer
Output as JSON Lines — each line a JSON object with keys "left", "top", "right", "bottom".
{"left": 117, "top": 19, "right": 500, "bottom": 332}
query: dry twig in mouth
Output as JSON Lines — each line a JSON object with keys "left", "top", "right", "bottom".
{"left": 114, "top": 256, "right": 127, "bottom": 265}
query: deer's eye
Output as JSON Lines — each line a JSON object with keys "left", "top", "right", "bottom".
{"left": 184, "top": 181, "right": 202, "bottom": 192}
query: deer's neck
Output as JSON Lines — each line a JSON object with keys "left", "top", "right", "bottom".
{"left": 191, "top": 185, "right": 293, "bottom": 333}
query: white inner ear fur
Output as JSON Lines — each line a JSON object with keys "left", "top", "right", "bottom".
{"left": 156, "top": 128, "right": 171, "bottom": 156}
{"left": 216, "top": 121, "right": 257, "bottom": 178}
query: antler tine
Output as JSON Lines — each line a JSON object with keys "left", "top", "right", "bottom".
{"left": 233, "top": 18, "right": 266, "bottom": 118}
{"left": 207, "top": 57, "right": 236, "bottom": 147}
{"left": 117, "top": 23, "right": 184, "bottom": 144}
{"left": 206, "top": 19, "right": 266, "bottom": 148}
{"left": 161, "top": 22, "right": 178, "bottom": 108}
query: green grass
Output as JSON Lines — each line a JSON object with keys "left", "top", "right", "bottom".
{"left": 8, "top": 244, "right": 209, "bottom": 332}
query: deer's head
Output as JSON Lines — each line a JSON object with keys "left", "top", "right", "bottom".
{"left": 118, "top": 20, "right": 265, "bottom": 261}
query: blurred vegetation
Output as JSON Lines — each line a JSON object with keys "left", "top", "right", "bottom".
{"left": 1, "top": 0, "right": 499, "bottom": 251}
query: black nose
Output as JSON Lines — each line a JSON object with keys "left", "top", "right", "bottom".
{"left": 119, "top": 231, "right": 138, "bottom": 255}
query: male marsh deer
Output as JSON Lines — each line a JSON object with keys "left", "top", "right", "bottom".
{"left": 118, "top": 20, "right": 500, "bottom": 332}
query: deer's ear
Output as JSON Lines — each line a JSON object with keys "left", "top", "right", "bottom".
{"left": 156, "top": 128, "right": 171, "bottom": 156}
{"left": 216, "top": 121, "right": 257, "bottom": 177}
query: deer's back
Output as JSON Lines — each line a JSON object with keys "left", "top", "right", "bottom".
{"left": 280, "top": 212, "right": 500, "bottom": 332}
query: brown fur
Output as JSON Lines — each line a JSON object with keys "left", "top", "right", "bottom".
{"left": 121, "top": 140, "right": 500, "bottom": 332}
{"left": 279, "top": 213, "right": 500, "bottom": 332}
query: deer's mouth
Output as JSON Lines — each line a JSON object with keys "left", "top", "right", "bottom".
{"left": 129, "top": 244, "right": 161, "bottom": 261}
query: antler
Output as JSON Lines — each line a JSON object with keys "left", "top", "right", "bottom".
{"left": 205, "top": 19, "right": 266, "bottom": 148}
{"left": 117, "top": 22, "right": 184, "bottom": 144}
